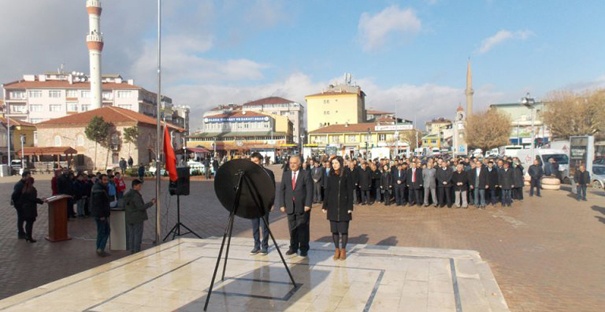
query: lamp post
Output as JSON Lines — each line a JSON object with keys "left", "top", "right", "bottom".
{"left": 366, "top": 128, "right": 371, "bottom": 160}
{"left": 394, "top": 130, "right": 399, "bottom": 158}
{"left": 20, "top": 134, "right": 25, "bottom": 170}
{"left": 521, "top": 92, "right": 536, "bottom": 161}
{"left": 300, "top": 134, "right": 305, "bottom": 157}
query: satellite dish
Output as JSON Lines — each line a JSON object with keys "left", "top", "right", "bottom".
{"left": 214, "top": 159, "right": 275, "bottom": 219}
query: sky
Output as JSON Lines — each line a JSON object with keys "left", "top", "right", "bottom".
{"left": 1, "top": 0, "right": 604, "bottom": 131}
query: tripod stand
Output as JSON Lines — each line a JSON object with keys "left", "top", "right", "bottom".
{"left": 203, "top": 170, "right": 296, "bottom": 311}
{"left": 163, "top": 194, "right": 201, "bottom": 241}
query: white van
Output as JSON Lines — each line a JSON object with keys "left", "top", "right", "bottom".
{"left": 499, "top": 145, "right": 523, "bottom": 158}
{"left": 516, "top": 149, "right": 570, "bottom": 183}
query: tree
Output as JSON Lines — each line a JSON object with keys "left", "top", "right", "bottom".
{"left": 85, "top": 116, "right": 112, "bottom": 170}
{"left": 465, "top": 109, "right": 512, "bottom": 153}
{"left": 400, "top": 129, "right": 421, "bottom": 150}
{"left": 541, "top": 89, "right": 605, "bottom": 139}
{"left": 123, "top": 126, "right": 139, "bottom": 157}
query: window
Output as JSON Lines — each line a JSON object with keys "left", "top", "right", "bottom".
{"left": 49, "top": 90, "right": 62, "bottom": 98}
{"left": 9, "top": 91, "right": 25, "bottom": 99}
{"left": 102, "top": 91, "right": 112, "bottom": 100}
{"left": 49, "top": 104, "right": 63, "bottom": 112}
{"left": 67, "top": 103, "right": 78, "bottom": 112}
{"left": 29, "top": 104, "right": 43, "bottom": 112}
{"left": 346, "top": 135, "right": 357, "bottom": 143}
{"left": 82, "top": 104, "right": 90, "bottom": 112}
{"left": 33, "top": 131, "right": 38, "bottom": 145}
{"left": 81, "top": 90, "right": 91, "bottom": 98}
{"left": 10, "top": 105, "right": 27, "bottom": 113}
{"left": 54, "top": 135, "right": 62, "bottom": 147}
{"left": 28, "top": 90, "right": 42, "bottom": 98}
{"left": 76, "top": 134, "right": 85, "bottom": 146}
{"left": 379, "top": 134, "right": 386, "bottom": 141}
{"left": 66, "top": 90, "right": 78, "bottom": 97}
{"left": 117, "top": 90, "right": 132, "bottom": 98}
{"left": 323, "top": 111, "right": 330, "bottom": 115}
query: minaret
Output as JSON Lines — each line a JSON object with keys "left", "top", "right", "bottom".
{"left": 86, "top": 1, "right": 103, "bottom": 109}
{"left": 465, "top": 59, "right": 474, "bottom": 115}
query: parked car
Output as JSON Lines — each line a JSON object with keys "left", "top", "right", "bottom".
{"left": 592, "top": 164, "right": 605, "bottom": 189}
{"left": 186, "top": 161, "right": 205, "bottom": 175}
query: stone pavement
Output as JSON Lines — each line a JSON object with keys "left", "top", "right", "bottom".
{"left": 0, "top": 237, "right": 508, "bottom": 312}
{"left": 0, "top": 165, "right": 604, "bottom": 311}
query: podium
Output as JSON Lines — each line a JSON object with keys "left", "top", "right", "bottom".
{"left": 45, "top": 195, "right": 72, "bottom": 242}
{"left": 109, "top": 208, "right": 126, "bottom": 250}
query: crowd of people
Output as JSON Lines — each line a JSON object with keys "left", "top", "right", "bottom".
{"left": 11, "top": 166, "right": 155, "bottom": 257}
{"left": 293, "top": 154, "right": 550, "bottom": 210}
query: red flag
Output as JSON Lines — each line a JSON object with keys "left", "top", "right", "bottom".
{"left": 163, "top": 126, "right": 178, "bottom": 182}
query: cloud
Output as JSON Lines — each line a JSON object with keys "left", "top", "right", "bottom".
{"left": 358, "top": 6, "right": 422, "bottom": 52}
{"left": 477, "top": 29, "right": 533, "bottom": 54}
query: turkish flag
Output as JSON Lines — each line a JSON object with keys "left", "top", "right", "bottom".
{"left": 163, "top": 125, "right": 178, "bottom": 182}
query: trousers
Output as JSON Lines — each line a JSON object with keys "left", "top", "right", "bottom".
{"left": 126, "top": 222, "right": 144, "bottom": 253}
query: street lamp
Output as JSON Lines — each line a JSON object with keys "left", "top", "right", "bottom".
{"left": 20, "top": 134, "right": 25, "bottom": 170}
{"left": 365, "top": 128, "right": 371, "bottom": 160}
{"left": 300, "top": 134, "right": 305, "bottom": 157}
{"left": 394, "top": 130, "right": 399, "bottom": 158}
{"left": 521, "top": 92, "right": 536, "bottom": 161}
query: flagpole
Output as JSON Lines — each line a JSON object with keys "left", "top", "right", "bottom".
{"left": 155, "top": 0, "right": 162, "bottom": 244}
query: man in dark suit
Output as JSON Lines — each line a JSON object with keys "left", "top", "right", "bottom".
{"left": 311, "top": 159, "right": 323, "bottom": 203}
{"left": 393, "top": 163, "right": 407, "bottom": 206}
{"left": 406, "top": 161, "right": 423, "bottom": 206}
{"left": 249, "top": 152, "right": 275, "bottom": 255}
{"left": 278, "top": 155, "right": 313, "bottom": 257}
{"left": 469, "top": 159, "right": 489, "bottom": 208}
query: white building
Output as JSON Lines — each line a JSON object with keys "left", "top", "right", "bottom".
{"left": 1, "top": 71, "right": 188, "bottom": 130}
{"left": 242, "top": 97, "right": 305, "bottom": 143}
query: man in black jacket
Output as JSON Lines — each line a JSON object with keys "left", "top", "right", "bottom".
{"left": 486, "top": 161, "right": 500, "bottom": 205}
{"left": 11, "top": 171, "right": 31, "bottom": 239}
{"left": 528, "top": 159, "right": 544, "bottom": 197}
{"left": 436, "top": 161, "right": 453, "bottom": 207}
{"left": 91, "top": 174, "right": 111, "bottom": 257}
{"left": 393, "top": 163, "right": 407, "bottom": 206}
{"left": 311, "top": 159, "right": 324, "bottom": 204}
{"left": 574, "top": 164, "right": 590, "bottom": 201}
{"left": 406, "top": 161, "right": 423, "bottom": 206}
{"left": 469, "top": 159, "right": 488, "bottom": 209}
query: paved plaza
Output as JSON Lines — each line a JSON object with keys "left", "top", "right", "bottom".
{"left": 1, "top": 165, "right": 604, "bottom": 311}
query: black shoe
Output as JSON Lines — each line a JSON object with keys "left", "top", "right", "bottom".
{"left": 18, "top": 233, "right": 27, "bottom": 239}
{"left": 26, "top": 237, "right": 37, "bottom": 243}
{"left": 250, "top": 248, "right": 260, "bottom": 255}
{"left": 285, "top": 249, "right": 297, "bottom": 256}
{"left": 260, "top": 248, "right": 268, "bottom": 255}
{"left": 300, "top": 251, "right": 308, "bottom": 257}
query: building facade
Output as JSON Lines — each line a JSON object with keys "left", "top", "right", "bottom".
{"left": 308, "top": 120, "right": 414, "bottom": 159}
{"left": 188, "top": 110, "right": 293, "bottom": 161}
{"left": 242, "top": 96, "right": 304, "bottom": 143}
{"left": 2, "top": 71, "right": 186, "bottom": 130}
{"left": 489, "top": 102, "right": 549, "bottom": 147}
{"left": 35, "top": 106, "right": 183, "bottom": 171}
{"left": 305, "top": 77, "right": 366, "bottom": 132}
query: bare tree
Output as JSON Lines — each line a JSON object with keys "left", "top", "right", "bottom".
{"left": 542, "top": 89, "right": 605, "bottom": 139}
{"left": 400, "top": 129, "right": 421, "bottom": 150}
{"left": 465, "top": 109, "right": 512, "bottom": 152}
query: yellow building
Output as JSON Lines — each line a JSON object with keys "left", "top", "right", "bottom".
{"left": 0, "top": 117, "right": 36, "bottom": 165}
{"left": 308, "top": 122, "right": 414, "bottom": 159}
{"left": 305, "top": 79, "right": 366, "bottom": 132}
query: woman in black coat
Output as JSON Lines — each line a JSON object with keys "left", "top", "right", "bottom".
{"left": 322, "top": 156, "right": 354, "bottom": 260}
{"left": 370, "top": 162, "right": 382, "bottom": 204}
{"left": 19, "top": 177, "right": 45, "bottom": 242}
{"left": 379, "top": 164, "right": 393, "bottom": 206}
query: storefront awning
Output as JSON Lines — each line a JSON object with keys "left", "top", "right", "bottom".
{"left": 17, "top": 146, "right": 78, "bottom": 157}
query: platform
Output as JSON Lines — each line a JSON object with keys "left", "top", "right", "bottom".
{"left": 0, "top": 237, "right": 509, "bottom": 312}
